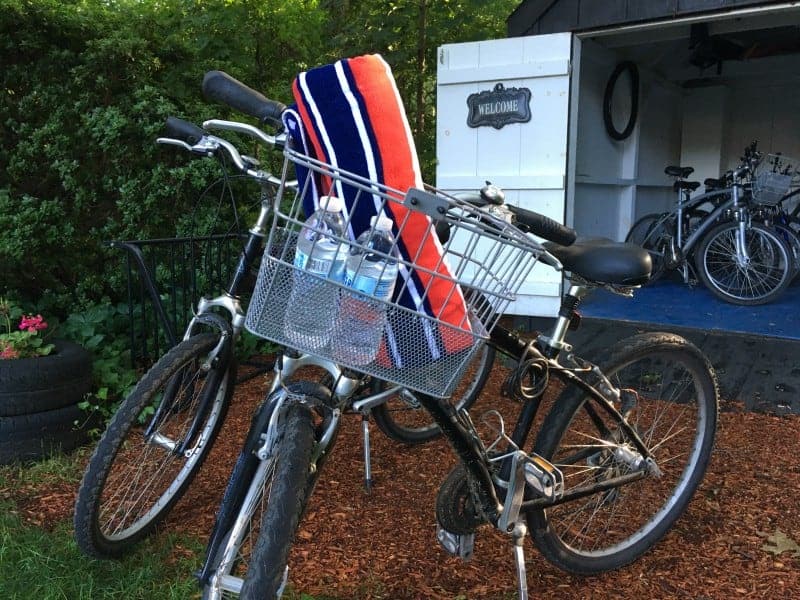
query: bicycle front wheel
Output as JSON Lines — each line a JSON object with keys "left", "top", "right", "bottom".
{"left": 74, "top": 333, "right": 234, "bottom": 558}
{"left": 371, "top": 343, "right": 496, "bottom": 444}
{"left": 202, "top": 390, "right": 319, "bottom": 600}
{"left": 528, "top": 332, "right": 718, "bottom": 574}
{"left": 694, "top": 221, "right": 793, "bottom": 305}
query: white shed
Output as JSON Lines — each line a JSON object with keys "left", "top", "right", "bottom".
{"left": 436, "top": 1, "right": 800, "bottom": 317}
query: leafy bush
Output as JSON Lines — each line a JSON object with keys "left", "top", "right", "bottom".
{"left": 1, "top": 0, "right": 516, "bottom": 414}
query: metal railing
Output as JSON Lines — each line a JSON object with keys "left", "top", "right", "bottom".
{"left": 112, "top": 234, "right": 270, "bottom": 378}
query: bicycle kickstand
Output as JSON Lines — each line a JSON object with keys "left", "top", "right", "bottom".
{"left": 361, "top": 411, "right": 374, "bottom": 492}
{"left": 512, "top": 522, "right": 529, "bottom": 600}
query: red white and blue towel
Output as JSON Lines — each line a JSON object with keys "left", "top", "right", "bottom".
{"left": 282, "top": 54, "right": 472, "bottom": 368}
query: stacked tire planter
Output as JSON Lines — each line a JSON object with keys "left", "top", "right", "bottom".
{"left": 0, "top": 340, "right": 96, "bottom": 464}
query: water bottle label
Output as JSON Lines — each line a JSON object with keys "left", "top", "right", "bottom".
{"left": 294, "top": 249, "right": 345, "bottom": 281}
{"left": 346, "top": 272, "right": 394, "bottom": 299}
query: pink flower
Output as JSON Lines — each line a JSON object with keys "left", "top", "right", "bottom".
{"left": 19, "top": 314, "right": 47, "bottom": 333}
{"left": 0, "top": 343, "right": 20, "bottom": 360}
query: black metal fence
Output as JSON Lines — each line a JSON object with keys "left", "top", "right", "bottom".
{"left": 112, "top": 233, "right": 252, "bottom": 367}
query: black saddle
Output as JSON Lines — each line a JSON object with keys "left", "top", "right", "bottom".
{"left": 674, "top": 180, "right": 701, "bottom": 193}
{"left": 543, "top": 238, "right": 652, "bottom": 286}
{"left": 665, "top": 166, "right": 694, "bottom": 178}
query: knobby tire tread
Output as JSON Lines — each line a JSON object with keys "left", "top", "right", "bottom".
{"left": 239, "top": 403, "right": 316, "bottom": 599}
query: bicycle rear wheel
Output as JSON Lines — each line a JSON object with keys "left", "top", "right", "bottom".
{"left": 624, "top": 213, "right": 669, "bottom": 281}
{"left": 371, "top": 343, "right": 495, "bottom": 444}
{"left": 74, "top": 333, "right": 234, "bottom": 558}
{"left": 528, "top": 332, "right": 718, "bottom": 574}
{"left": 202, "top": 385, "right": 320, "bottom": 600}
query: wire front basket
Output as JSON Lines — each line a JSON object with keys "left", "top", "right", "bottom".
{"left": 245, "top": 149, "right": 543, "bottom": 398}
{"left": 752, "top": 154, "right": 800, "bottom": 206}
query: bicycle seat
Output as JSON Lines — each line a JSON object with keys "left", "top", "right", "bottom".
{"left": 665, "top": 166, "right": 694, "bottom": 178}
{"left": 543, "top": 238, "right": 652, "bottom": 286}
{"left": 674, "top": 180, "right": 701, "bottom": 193}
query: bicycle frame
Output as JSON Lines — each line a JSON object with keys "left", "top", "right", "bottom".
{"left": 239, "top": 283, "right": 651, "bottom": 523}
{"left": 643, "top": 183, "right": 754, "bottom": 277}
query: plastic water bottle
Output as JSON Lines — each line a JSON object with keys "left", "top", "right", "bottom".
{"left": 284, "top": 196, "right": 347, "bottom": 350}
{"left": 332, "top": 213, "right": 398, "bottom": 365}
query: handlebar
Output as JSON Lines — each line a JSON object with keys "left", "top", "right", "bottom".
{"left": 156, "top": 117, "right": 283, "bottom": 184}
{"left": 164, "top": 116, "right": 206, "bottom": 145}
{"left": 509, "top": 204, "right": 577, "bottom": 246}
{"left": 453, "top": 184, "right": 577, "bottom": 247}
{"left": 202, "top": 70, "right": 286, "bottom": 129}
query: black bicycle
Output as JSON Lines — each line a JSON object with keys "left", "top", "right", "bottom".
{"left": 166, "top": 74, "right": 721, "bottom": 600}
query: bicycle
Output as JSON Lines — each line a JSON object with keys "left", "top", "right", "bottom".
{"left": 625, "top": 142, "right": 794, "bottom": 305}
{"left": 73, "top": 75, "right": 491, "bottom": 559}
{"left": 748, "top": 152, "right": 800, "bottom": 280}
{"left": 187, "top": 73, "right": 719, "bottom": 600}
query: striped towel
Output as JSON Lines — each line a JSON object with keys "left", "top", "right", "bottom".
{"left": 283, "top": 54, "right": 472, "bottom": 368}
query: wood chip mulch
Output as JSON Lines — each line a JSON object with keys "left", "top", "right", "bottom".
{"left": 5, "top": 364, "right": 800, "bottom": 599}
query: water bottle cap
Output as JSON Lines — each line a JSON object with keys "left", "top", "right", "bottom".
{"left": 319, "top": 195, "right": 344, "bottom": 213}
{"left": 370, "top": 213, "right": 393, "bottom": 231}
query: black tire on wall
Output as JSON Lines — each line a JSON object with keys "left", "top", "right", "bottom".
{"left": 0, "top": 402, "right": 100, "bottom": 464}
{"left": 0, "top": 340, "right": 93, "bottom": 417}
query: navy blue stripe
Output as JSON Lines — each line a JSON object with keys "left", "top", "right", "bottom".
{"left": 339, "top": 60, "right": 447, "bottom": 361}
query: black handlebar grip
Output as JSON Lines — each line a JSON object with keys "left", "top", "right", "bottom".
{"left": 164, "top": 116, "right": 206, "bottom": 145}
{"left": 508, "top": 205, "right": 577, "bottom": 246}
{"left": 202, "top": 70, "right": 287, "bottom": 127}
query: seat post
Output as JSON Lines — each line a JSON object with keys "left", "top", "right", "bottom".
{"left": 541, "top": 284, "right": 589, "bottom": 355}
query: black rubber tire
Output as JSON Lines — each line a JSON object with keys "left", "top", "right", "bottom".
{"left": 527, "top": 333, "right": 718, "bottom": 574}
{"left": 74, "top": 333, "right": 234, "bottom": 558}
{"left": 603, "top": 61, "right": 639, "bottom": 141}
{"left": 694, "top": 221, "right": 793, "bottom": 305}
{"left": 0, "top": 340, "right": 92, "bottom": 416}
{"left": 625, "top": 213, "right": 669, "bottom": 282}
{"left": 773, "top": 223, "right": 800, "bottom": 279}
{"left": 0, "top": 402, "right": 100, "bottom": 464}
{"left": 202, "top": 391, "right": 318, "bottom": 600}
{"left": 372, "top": 343, "right": 496, "bottom": 444}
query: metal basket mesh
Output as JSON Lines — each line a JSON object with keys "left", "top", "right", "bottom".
{"left": 245, "top": 149, "right": 543, "bottom": 397}
{"left": 752, "top": 154, "right": 799, "bottom": 206}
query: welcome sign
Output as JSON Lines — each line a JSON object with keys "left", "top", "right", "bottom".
{"left": 466, "top": 83, "right": 532, "bottom": 129}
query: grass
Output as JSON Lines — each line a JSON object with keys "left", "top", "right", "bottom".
{"left": 0, "top": 453, "right": 204, "bottom": 600}
{"left": 0, "top": 452, "right": 344, "bottom": 600}
{"left": 0, "top": 510, "right": 204, "bottom": 599}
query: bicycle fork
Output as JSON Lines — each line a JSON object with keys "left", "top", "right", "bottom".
{"left": 731, "top": 184, "right": 752, "bottom": 267}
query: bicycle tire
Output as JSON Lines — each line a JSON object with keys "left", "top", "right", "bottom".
{"left": 773, "top": 223, "right": 800, "bottom": 279}
{"left": 371, "top": 343, "right": 496, "bottom": 444}
{"left": 624, "top": 213, "right": 669, "bottom": 282}
{"left": 74, "top": 333, "right": 234, "bottom": 558}
{"left": 694, "top": 221, "right": 793, "bottom": 305}
{"left": 528, "top": 332, "right": 718, "bottom": 574}
{"left": 202, "top": 388, "right": 319, "bottom": 600}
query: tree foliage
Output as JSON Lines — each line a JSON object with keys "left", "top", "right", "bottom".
{"left": 0, "top": 0, "right": 516, "bottom": 314}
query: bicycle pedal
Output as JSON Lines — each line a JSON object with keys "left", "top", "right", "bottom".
{"left": 436, "top": 524, "right": 475, "bottom": 561}
{"left": 523, "top": 454, "right": 564, "bottom": 501}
